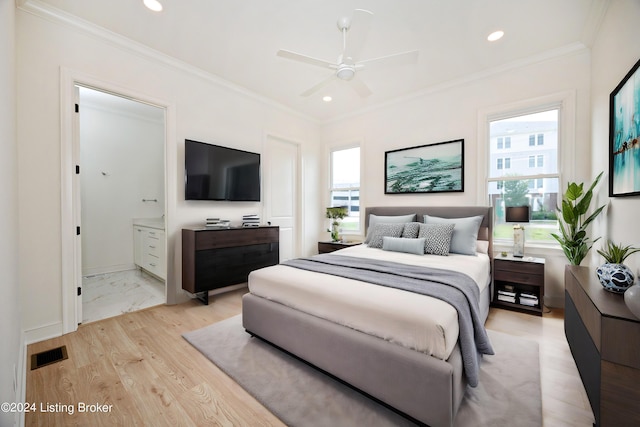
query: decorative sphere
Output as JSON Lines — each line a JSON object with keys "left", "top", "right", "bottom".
{"left": 624, "top": 284, "right": 640, "bottom": 319}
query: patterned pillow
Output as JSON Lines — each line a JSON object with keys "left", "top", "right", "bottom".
{"left": 418, "top": 223, "right": 455, "bottom": 255}
{"left": 401, "top": 222, "right": 421, "bottom": 239}
{"left": 365, "top": 214, "right": 416, "bottom": 243}
{"left": 367, "top": 223, "right": 405, "bottom": 249}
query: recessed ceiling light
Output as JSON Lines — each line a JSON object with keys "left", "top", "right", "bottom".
{"left": 487, "top": 30, "right": 504, "bottom": 42}
{"left": 143, "top": 0, "right": 163, "bottom": 12}
{"left": 322, "top": 96, "right": 332, "bottom": 102}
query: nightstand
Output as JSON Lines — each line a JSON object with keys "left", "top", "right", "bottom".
{"left": 493, "top": 254, "right": 545, "bottom": 316}
{"left": 318, "top": 241, "right": 361, "bottom": 254}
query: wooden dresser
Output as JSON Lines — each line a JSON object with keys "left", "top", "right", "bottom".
{"left": 564, "top": 265, "right": 640, "bottom": 427}
{"left": 182, "top": 226, "right": 279, "bottom": 304}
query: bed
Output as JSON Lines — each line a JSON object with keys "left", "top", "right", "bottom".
{"left": 242, "top": 206, "right": 494, "bottom": 427}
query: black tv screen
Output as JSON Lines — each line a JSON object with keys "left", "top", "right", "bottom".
{"left": 185, "top": 139, "right": 260, "bottom": 201}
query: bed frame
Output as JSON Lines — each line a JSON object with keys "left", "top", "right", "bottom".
{"left": 242, "top": 206, "right": 493, "bottom": 427}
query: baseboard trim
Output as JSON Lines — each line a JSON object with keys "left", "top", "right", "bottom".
{"left": 24, "top": 321, "right": 63, "bottom": 345}
{"left": 82, "top": 264, "right": 136, "bottom": 277}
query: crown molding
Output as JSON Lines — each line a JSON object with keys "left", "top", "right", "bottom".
{"left": 326, "top": 42, "right": 590, "bottom": 125}
{"left": 580, "top": 0, "right": 611, "bottom": 48}
{"left": 17, "top": 0, "right": 320, "bottom": 125}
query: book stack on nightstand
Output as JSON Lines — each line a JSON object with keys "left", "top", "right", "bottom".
{"left": 493, "top": 254, "right": 545, "bottom": 316}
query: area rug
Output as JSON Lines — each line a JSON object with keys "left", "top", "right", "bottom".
{"left": 184, "top": 315, "right": 541, "bottom": 427}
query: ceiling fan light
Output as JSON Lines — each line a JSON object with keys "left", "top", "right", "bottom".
{"left": 336, "top": 65, "right": 355, "bottom": 81}
{"left": 322, "top": 96, "right": 332, "bottom": 102}
{"left": 487, "top": 30, "right": 504, "bottom": 42}
{"left": 143, "top": 0, "right": 163, "bottom": 12}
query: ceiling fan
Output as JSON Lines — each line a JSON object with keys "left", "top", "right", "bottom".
{"left": 277, "top": 9, "right": 419, "bottom": 98}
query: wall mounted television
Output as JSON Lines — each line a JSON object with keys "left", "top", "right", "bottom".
{"left": 185, "top": 139, "right": 261, "bottom": 201}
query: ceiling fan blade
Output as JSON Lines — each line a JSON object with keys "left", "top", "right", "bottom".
{"left": 357, "top": 50, "right": 419, "bottom": 69}
{"left": 349, "top": 76, "right": 372, "bottom": 98}
{"left": 277, "top": 49, "right": 335, "bottom": 70}
{"left": 342, "top": 9, "right": 373, "bottom": 60}
{"left": 300, "top": 75, "right": 336, "bottom": 97}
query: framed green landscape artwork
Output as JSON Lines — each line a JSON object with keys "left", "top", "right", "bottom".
{"left": 385, "top": 139, "right": 464, "bottom": 194}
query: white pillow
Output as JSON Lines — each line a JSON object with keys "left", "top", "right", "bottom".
{"left": 382, "top": 237, "right": 426, "bottom": 255}
{"left": 423, "top": 215, "right": 483, "bottom": 256}
{"left": 476, "top": 240, "right": 489, "bottom": 254}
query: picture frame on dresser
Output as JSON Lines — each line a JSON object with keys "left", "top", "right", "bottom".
{"left": 609, "top": 56, "right": 640, "bottom": 197}
{"left": 384, "top": 139, "right": 464, "bottom": 194}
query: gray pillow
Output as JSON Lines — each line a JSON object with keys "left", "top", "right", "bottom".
{"left": 423, "top": 215, "right": 483, "bottom": 256}
{"left": 366, "top": 223, "right": 405, "bottom": 248}
{"left": 365, "top": 214, "right": 417, "bottom": 243}
{"left": 382, "top": 237, "right": 426, "bottom": 255}
{"left": 401, "top": 222, "right": 421, "bottom": 239}
{"left": 418, "top": 223, "right": 455, "bottom": 256}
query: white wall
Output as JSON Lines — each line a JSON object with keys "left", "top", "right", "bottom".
{"left": 0, "top": 0, "right": 23, "bottom": 424}
{"left": 17, "top": 8, "right": 321, "bottom": 340}
{"left": 80, "top": 90, "right": 165, "bottom": 275}
{"left": 590, "top": 0, "right": 640, "bottom": 275}
{"left": 321, "top": 50, "right": 593, "bottom": 307}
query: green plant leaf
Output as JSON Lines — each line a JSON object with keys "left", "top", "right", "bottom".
{"left": 565, "top": 182, "right": 583, "bottom": 201}
{"left": 582, "top": 205, "right": 605, "bottom": 228}
{"left": 561, "top": 200, "right": 576, "bottom": 224}
{"left": 576, "top": 190, "right": 593, "bottom": 216}
{"left": 586, "top": 171, "right": 603, "bottom": 194}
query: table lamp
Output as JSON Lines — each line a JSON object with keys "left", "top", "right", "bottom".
{"left": 505, "top": 206, "right": 530, "bottom": 258}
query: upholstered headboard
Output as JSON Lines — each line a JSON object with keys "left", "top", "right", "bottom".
{"left": 364, "top": 206, "right": 493, "bottom": 258}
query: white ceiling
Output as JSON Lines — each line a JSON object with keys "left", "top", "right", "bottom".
{"left": 36, "top": 0, "right": 606, "bottom": 122}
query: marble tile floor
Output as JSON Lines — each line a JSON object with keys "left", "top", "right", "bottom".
{"left": 82, "top": 269, "right": 165, "bottom": 324}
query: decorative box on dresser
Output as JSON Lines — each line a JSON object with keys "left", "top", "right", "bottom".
{"left": 182, "top": 226, "right": 279, "bottom": 304}
{"left": 564, "top": 265, "right": 640, "bottom": 427}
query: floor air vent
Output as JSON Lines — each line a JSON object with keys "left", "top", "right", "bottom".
{"left": 30, "top": 345, "right": 68, "bottom": 370}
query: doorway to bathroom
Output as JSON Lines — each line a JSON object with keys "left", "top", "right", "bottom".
{"left": 77, "top": 86, "right": 166, "bottom": 323}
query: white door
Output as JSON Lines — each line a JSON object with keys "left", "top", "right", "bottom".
{"left": 264, "top": 136, "right": 299, "bottom": 261}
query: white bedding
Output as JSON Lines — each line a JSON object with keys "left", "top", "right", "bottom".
{"left": 248, "top": 245, "right": 491, "bottom": 361}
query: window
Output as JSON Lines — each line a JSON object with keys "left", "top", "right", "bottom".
{"left": 497, "top": 137, "right": 511, "bottom": 150}
{"left": 488, "top": 109, "right": 560, "bottom": 244}
{"left": 330, "top": 146, "right": 360, "bottom": 233}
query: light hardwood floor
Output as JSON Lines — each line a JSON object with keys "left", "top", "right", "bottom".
{"left": 26, "top": 288, "right": 594, "bottom": 426}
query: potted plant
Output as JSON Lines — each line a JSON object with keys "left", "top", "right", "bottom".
{"left": 596, "top": 240, "right": 640, "bottom": 293}
{"left": 551, "top": 172, "right": 605, "bottom": 266}
{"left": 326, "top": 206, "right": 348, "bottom": 242}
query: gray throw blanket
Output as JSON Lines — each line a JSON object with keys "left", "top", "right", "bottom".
{"left": 282, "top": 254, "right": 494, "bottom": 387}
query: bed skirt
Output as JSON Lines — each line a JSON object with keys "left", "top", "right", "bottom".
{"left": 242, "top": 293, "right": 466, "bottom": 427}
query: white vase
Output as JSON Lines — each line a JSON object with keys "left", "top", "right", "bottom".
{"left": 624, "top": 284, "right": 640, "bottom": 319}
